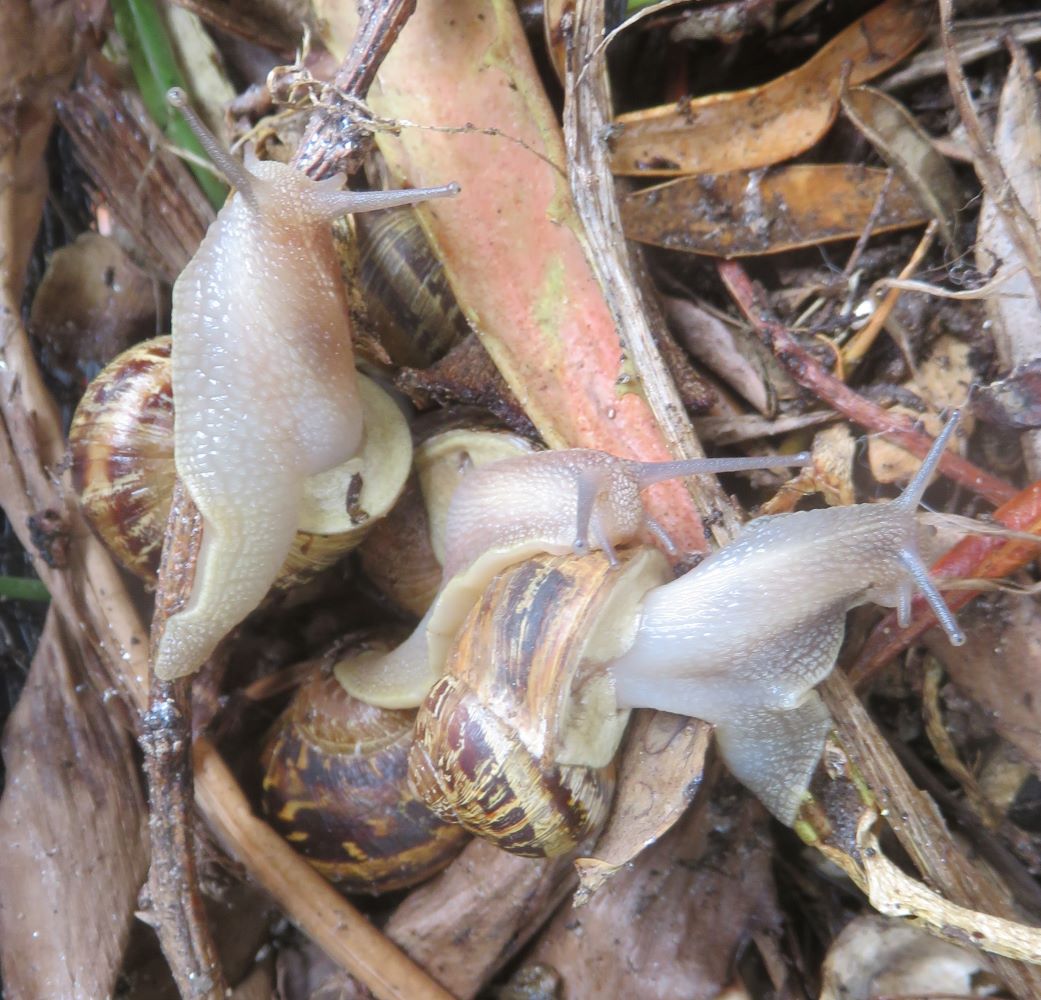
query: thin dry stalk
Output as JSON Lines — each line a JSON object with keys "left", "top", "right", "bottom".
{"left": 293, "top": 0, "right": 417, "bottom": 178}
{"left": 717, "top": 259, "right": 1016, "bottom": 506}
{"left": 821, "top": 672, "right": 1041, "bottom": 998}
{"left": 938, "top": 0, "right": 1041, "bottom": 307}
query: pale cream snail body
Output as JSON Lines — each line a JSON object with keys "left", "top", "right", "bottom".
{"left": 152, "top": 90, "right": 458, "bottom": 679}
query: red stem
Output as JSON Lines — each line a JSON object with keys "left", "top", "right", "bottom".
{"left": 717, "top": 260, "right": 1016, "bottom": 507}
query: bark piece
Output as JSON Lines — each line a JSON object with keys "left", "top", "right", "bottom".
{"left": 0, "top": 611, "right": 149, "bottom": 1000}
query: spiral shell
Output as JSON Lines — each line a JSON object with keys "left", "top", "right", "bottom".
{"left": 261, "top": 654, "right": 469, "bottom": 893}
{"left": 407, "top": 548, "right": 669, "bottom": 857}
{"left": 69, "top": 336, "right": 412, "bottom": 587}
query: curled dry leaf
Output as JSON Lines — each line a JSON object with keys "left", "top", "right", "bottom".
{"left": 975, "top": 46, "right": 1041, "bottom": 478}
{"left": 841, "top": 85, "right": 964, "bottom": 247}
{"left": 574, "top": 711, "right": 710, "bottom": 902}
{"left": 820, "top": 915, "right": 997, "bottom": 1000}
{"left": 536, "top": 792, "right": 779, "bottom": 1000}
{"left": 866, "top": 335, "right": 976, "bottom": 484}
{"left": 663, "top": 296, "right": 777, "bottom": 415}
{"left": 974, "top": 360, "right": 1041, "bottom": 429}
{"left": 611, "top": 0, "right": 929, "bottom": 176}
{"left": 0, "top": 613, "right": 148, "bottom": 1000}
{"left": 621, "top": 165, "right": 930, "bottom": 257}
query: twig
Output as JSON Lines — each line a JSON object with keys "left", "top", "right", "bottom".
{"left": 820, "top": 672, "right": 1041, "bottom": 998}
{"left": 938, "top": 0, "right": 1041, "bottom": 306}
{"left": 146, "top": 482, "right": 225, "bottom": 998}
{"left": 293, "top": 0, "right": 417, "bottom": 178}
{"left": 717, "top": 259, "right": 1016, "bottom": 506}
{"left": 142, "top": 677, "right": 225, "bottom": 999}
{"left": 564, "top": 0, "right": 743, "bottom": 545}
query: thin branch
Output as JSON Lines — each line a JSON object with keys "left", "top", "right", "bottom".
{"left": 717, "top": 259, "right": 1016, "bottom": 506}
{"left": 293, "top": 0, "right": 417, "bottom": 178}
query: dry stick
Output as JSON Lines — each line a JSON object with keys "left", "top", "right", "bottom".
{"left": 292, "top": 0, "right": 417, "bottom": 178}
{"left": 142, "top": 677, "right": 224, "bottom": 999}
{"left": 821, "top": 672, "right": 1041, "bottom": 999}
{"left": 842, "top": 221, "right": 937, "bottom": 366}
{"left": 147, "top": 482, "right": 225, "bottom": 999}
{"left": 564, "top": 0, "right": 744, "bottom": 546}
{"left": 717, "top": 259, "right": 1016, "bottom": 506}
{"left": 938, "top": 0, "right": 1041, "bottom": 308}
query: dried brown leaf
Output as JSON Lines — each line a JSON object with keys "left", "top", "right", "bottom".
{"left": 0, "top": 612, "right": 148, "bottom": 1000}
{"left": 975, "top": 47, "right": 1041, "bottom": 478}
{"left": 574, "top": 711, "right": 710, "bottom": 902}
{"left": 611, "top": 0, "right": 929, "bottom": 177}
{"left": 622, "top": 165, "right": 930, "bottom": 257}
{"left": 537, "top": 792, "right": 778, "bottom": 999}
{"left": 663, "top": 296, "right": 779, "bottom": 414}
{"left": 842, "top": 85, "right": 963, "bottom": 247}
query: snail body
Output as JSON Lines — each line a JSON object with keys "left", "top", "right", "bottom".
{"left": 608, "top": 411, "right": 966, "bottom": 823}
{"left": 153, "top": 90, "right": 457, "bottom": 679}
{"left": 407, "top": 412, "right": 969, "bottom": 843}
{"left": 337, "top": 447, "right": 810, "bottom": 708}
{"left": 261, "top": 654, "right": 469, "bottom": 893}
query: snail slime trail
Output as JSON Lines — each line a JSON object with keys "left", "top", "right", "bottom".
{"left": 155, "top": 88, "right": 458, "bottom": 679}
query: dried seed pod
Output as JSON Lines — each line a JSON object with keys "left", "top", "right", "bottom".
{"left": 360, "top": 421, "right": 538, "bottom": 615}
{"left": 261, "top": 652, "right": 469, "bottom": 893}
{"left": 408, "top": 548, "right": 669, "bottom": 857}
{"left": 69, "top": 336, "right": 412, "bottom": 587}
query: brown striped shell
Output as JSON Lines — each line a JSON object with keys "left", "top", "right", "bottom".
{"left": 407, "top": 548, "right": 669, "bottom": 857}
{"left": 353, "top": 205, "right": 470, "bottom": 368}
{"left": 261, "top": 652, "right": 469, "bottom": 894}
{"left": 69, "top": 336, "right": 412, "bottom": 587}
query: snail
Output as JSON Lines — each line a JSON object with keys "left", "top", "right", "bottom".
{"left": 69, "top": 337, "right": 412, "bottom": 588}
{"left": 353, "top": 204, "right": 471, "bottom": 368}
{"left": 359, "top": 418, "right": 538, "bottom": 615}
{"left": 336, "top": 447, "right": 812, "bottom": 709}
{"left": 260, "top": 649, "right": 469, "bottom": 893}
{"left": 413, "top": 411, "right": 969, "bottom": 849}
{"left": 408, "top": 549, "right": 667, "bottom": 856}
{"left": 151, "top": 89, "right": 458, "bottom": 679}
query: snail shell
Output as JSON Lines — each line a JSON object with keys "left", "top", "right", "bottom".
{"left": 354, "top": 205, "right": 471, "bottom": 368}
{"left": 407, "top": 547, "right": 669, "bottom": 857}
{"left": 261, "top": 652, "right": 469, "bottom": 893}
{"left": 360, "top": 420, "right": 538, "bottom": 616}
{"left": 69, "top": 336, "right": 412, "bottom": 587}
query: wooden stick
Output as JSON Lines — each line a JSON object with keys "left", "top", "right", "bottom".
{"left": 718, "top": 258, "right": 1016, "bottom": 506}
